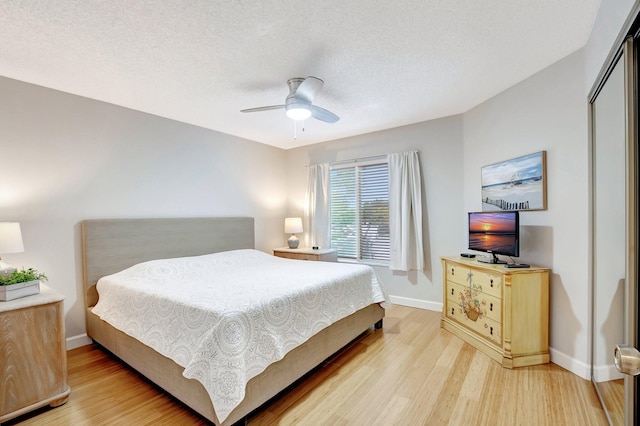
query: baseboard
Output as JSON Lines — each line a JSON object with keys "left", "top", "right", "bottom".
{"left": 66, "top": 333, "right": 92, "bottom": 350}
{"left": 388, "top": 295, "right": 442, "bottom": 312}
{"left": 593, "top": 362, "right": 625, "bottom": 382}
{"left": 549, "top": 347, "right": 591, "bottom": 380}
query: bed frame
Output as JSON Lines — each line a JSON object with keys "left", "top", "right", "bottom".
{"left": 81, "top": 217, "right": 384, "bottom": 425}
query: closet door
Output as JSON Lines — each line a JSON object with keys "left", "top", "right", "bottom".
{"left": 590, "top": 38, "right": 635, "bottom": 426}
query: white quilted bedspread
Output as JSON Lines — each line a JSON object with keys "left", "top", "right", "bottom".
{"left": 92, "top": 249, "right": 386, "bottom": 422}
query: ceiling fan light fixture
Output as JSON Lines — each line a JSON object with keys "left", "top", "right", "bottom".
{"left": 241, "top": 76, "right": 339, "bottom": 124}
{"left": 286, "top": 106, "right": 312, "bottom": 121}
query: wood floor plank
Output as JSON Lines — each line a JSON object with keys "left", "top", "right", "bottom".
{"left": 598, "top": 378, "right": 624, "bottom": 425}
{"left": 4, "top": 305, "right": 608, "bottom": 425}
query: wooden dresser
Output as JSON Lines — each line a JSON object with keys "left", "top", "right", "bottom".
{"left": 440, "top": 256, "right": 550, "bottom": 368}
{"left": 273, "top": 247, "right": 338, "bottom": 262}
{"left": 0, "top": 284, "right": 70, "bottom": 422}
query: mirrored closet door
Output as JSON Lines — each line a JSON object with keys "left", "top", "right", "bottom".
{"left": 591, "top": 45, "right": 627, "bottom": 426}
{"left": 590, "top": 36, "right": 637, "bottom": 426}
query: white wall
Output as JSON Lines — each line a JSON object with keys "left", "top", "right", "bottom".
{"left": 286, "top": 116, "right": 464, "bottom": 309}
{"left": 585, "top": 0, "right": 637, "bottom": 87}
{"left": 463, "top": 50, "right": 589, "bottom": 375}
{"left": 0, "top": 76, "right": 288, "bottom": 347}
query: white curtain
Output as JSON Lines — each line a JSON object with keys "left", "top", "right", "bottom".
{"left": 305, "top": 163, "right": 330, "bottom": 249}
{"left": 388, "top": 151, "right": 424, "bottom": 271}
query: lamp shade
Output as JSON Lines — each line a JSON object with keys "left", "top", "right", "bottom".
{"left": 0, "top": 222, "right": 24, "bottom": 254}
{"left": 284, "top": 217, "right": 303, "bottom": 234}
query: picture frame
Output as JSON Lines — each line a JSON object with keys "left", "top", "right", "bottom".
{"left": 481, "top": 151, "right": 547, "bottom": 211}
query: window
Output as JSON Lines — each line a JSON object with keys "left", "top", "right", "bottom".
{"left": 329, "top": 160, "right": 390, "bottom": 263}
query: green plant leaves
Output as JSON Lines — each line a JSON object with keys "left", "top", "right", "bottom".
{"left": 0, "top": 268, "right": 47, "bottom": 286}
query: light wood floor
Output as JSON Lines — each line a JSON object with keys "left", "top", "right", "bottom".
{"left": 597, "top": 379, "right": 624, "bottom": 425}
{"left": 6, "top": 305, "right": 608, "bottom": 425}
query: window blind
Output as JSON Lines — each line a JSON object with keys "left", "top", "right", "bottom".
{"left": 329, "top": 161, "right": 389, "bottom": 262}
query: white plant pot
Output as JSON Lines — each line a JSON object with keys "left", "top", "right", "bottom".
{"left": 0, "top": 280, "right": 40, "bottom": 301}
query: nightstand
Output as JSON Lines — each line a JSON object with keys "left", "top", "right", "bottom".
{"left": 273, "top": 247, "right": 338, "bottom": 262}
{"left": 0, "top": 284, "right": 70, "bottom": 422}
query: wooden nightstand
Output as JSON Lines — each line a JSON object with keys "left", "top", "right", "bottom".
{"left": 273, "top": 247, "right": 338, "bottom": 262}
{"left": 0, "top": 284, "right": 70, "bottom": 422}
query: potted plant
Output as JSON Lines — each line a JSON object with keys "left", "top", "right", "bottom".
{"left": 0, "top": 268, "right": 47, "bottom": 301}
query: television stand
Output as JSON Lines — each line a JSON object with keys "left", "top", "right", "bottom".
{"left": 441, "top": 256, "right": 550, "bottom": 368}
{"left": 477, "top": 253, "right": 506, "bottom": 264}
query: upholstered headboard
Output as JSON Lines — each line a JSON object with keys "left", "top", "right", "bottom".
{"left": 81, "top": 217, "right": 255, "bottom": 307}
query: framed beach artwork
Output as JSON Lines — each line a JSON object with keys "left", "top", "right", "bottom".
{"left": 481, "top": 151, "right": 547, "bottom": 211}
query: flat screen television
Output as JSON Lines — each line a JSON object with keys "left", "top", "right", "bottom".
{"left": 468, "top": 211, "right": 519, "bottom": 264}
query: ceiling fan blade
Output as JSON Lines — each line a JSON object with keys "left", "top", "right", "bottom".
{"left": 308, "top": 104, "right": 339, "bottom": 123}
{"left": 295, "top": 77, "right": 324, "bottom": 103}
{"left": 240, "top": 105, "right": 285, "bottom": 113}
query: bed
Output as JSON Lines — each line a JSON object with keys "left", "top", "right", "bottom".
{"left": 81, "top": 217, "right": 385, "bottom": 425}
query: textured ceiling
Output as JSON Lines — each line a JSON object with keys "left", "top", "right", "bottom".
{"left": 0, "top": 1, "right": 599, "bottom": 149}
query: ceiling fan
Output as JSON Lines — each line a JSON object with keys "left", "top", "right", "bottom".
{"left": 241, "top": 76, "right": 339, "bottom": 123}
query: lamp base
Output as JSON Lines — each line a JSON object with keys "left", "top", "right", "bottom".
{"left": 287, "top": 235, "right": 300, "bottom": 249}
{"left": 0, "top": 259, "right": 17, "bottom": 275}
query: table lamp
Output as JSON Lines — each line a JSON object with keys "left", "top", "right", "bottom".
{"left": 284, "top": 217, "right": 303, "bottom": 249}
{"left": 0, "top": 222, "right": 24, "bottom": 274}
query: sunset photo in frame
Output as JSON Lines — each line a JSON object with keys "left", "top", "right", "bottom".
{"left": 481, "top": 151, "right": 547, "bottom": 211}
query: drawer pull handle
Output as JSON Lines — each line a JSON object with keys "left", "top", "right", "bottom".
{"left": 490, "top": 279, "right": 494, "bottom": 287}
{"left": 451, "top": 288, "right": 454, "bottom": 296}
{"left": 490, "top": 326, "right": 493, "bottom": 335}
{"left": 490, "top": 303, "right": 493, "bottom": 311}
{"left": 451, "top": 268, "right": 455, "bottom": 276}
{"left": 451, "top": 308, "right": 455, "bottom": 315}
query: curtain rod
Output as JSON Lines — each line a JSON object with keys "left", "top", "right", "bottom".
{"left": 306, "top": 154, "right": 385, "bottom": 168}
{"left": 330, "top": 154, "right": 387, "bottom": 166}
{"left": 306, "top": 150, "right": 419, "bottom": 168}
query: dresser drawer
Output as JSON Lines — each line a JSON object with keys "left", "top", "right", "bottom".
{"left": 446, "top": 301, "right": 502, "bottom": 346}
{"left": 444, "top": 262, "right": 471, "bottom": 286}
{"left": 446, "top": 281, "right": 502, "bottom": 324}
{"left": 471, "top": 270, "right": 502, "bottom": 298}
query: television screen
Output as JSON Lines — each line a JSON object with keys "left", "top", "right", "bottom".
{"left": 468, "top": 211, "right": 519, "bottom": 259}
